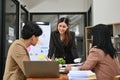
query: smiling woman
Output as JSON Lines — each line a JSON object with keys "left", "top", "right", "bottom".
{"left": 47, "top": 17, "right": 79, "bottom": 64}
{"left": 30, "top": 14, "right": 87, "bottom": 62}
{"left": 18, "top": 0, "right": 93, "bottom": 64}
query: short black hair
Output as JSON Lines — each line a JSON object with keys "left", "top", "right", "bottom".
{"left": 21, "top": 21, "right": 42, "bottom": 39}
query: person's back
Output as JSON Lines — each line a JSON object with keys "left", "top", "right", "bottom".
{"left": 79, "top": 24, "right": 120, "bottom": 80}
{"left": 3, "top": 21, "right": 42, "bottom": 80}
{"left": 3, "top": 40, "right": 28, "bottom": 80}
{"left": 89, "top": 47, "right": 120, "bottom": 80}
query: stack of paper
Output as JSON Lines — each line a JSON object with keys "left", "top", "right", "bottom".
{"left": 68, "top": 70, "right": 96, "bottom": 80}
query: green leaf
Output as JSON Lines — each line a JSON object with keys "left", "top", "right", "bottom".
{"left": 55, "top": 58, "right": 66, "bottom": 64}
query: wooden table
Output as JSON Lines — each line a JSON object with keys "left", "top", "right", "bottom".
{"left": 27, "top": 73, "right": 120, "bottom": 80}
{"left": 27, "top": 74, "right": 68, "bottom": 80}
{"left": 113, "top": 75, "right": 120, "bottom": 80}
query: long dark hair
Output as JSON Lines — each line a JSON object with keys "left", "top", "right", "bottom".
{"left": 91, "top": 24, "right": 117, "bottom": 58}
{"left": 56, "top": 17, "right": 71, "bottom": 46}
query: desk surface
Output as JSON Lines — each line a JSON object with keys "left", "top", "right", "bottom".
{"left": 26, "top": 72, "right": 120, "bottom": 80}
{"left": 27, "top": 74, "right": 68, "bottom": 80}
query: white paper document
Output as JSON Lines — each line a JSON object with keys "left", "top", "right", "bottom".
{"left": 68, "top": 70, "right": 96, "bottom": 80}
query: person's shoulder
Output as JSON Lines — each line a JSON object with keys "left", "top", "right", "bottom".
{"left": 10, "top": 39, "right": 23, "bottom": 47}
{"left": 51, "top": 31, "right": 57, "bottom": 35}
{"left": 90, "top": 47, "right": 100, "bottom": 52}
{"left": 70, "top": 31, "right": 75, "bottom": 35}
{"left": 89, "top": 47, "right": 105, "bottom": 55}
{"left": 13, "top": 39, "right": 20, "bottom": 44}
{"left": 51, "top": 31, "right": 59, "bottom": 34}
{"left": 70, "top": 31, "right": 75, "bottom": 33}
{"left": 14, "top": 39, "right": 25, "bottom": 45}
{"left": 52, "top": 30, "right": 59, "bottom": 33}
{"left": 70, "top": 31, "right": 75, "bottom": 36}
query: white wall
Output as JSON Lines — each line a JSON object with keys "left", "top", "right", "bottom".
{"left": 20, "top": 0, "right": 92, "bottom": 12}
{"left": 92, "top": 0, "right": 120, "bottom": 25}
{"left": 20, "top": 0, "right": 120, "bottom": 25}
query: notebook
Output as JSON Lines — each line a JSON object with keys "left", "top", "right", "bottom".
{"left": 23, "top": 61, "right": 60, "bottom": 78}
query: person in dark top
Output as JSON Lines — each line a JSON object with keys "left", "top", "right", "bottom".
{"left": 47, "top": 17, "right": 78, "bottom": 64}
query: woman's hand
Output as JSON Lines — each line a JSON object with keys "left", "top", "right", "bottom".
{"left": 46, "top": 56, "right": 52, "bottom": 61}
{"left": 65, "top": 64, "right": 71, "bottom": 71}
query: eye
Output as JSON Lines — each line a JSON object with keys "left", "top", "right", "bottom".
{"left": 58, "top": 24, "right": 62, "bottom": 27}
{"left": 63, "top": 26, "right": 67, "bottom": 28}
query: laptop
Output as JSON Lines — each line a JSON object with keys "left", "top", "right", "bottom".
{"left": 23, "top": 61, "right": 60, "bottom": 78}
